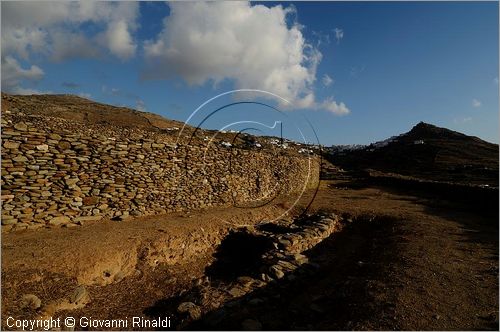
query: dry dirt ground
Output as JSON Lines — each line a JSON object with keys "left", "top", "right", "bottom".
{"left": 1, "top": 177, "right": 498, "bottom": 330}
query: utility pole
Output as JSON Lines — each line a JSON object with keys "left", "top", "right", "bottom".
{"left": 280, "top": 121, "right": 283, "bottom": 146}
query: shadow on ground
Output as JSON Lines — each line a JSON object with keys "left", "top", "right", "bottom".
{"left": 145, "top": 215, "right": 402, "bottom": 330}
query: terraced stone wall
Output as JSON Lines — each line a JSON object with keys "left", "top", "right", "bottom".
{"left": 1, "top": 112, "right": 319, "bottom": 230}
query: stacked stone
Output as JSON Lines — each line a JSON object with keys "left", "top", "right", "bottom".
{"left": 1, "top": 112, "right": 320, "bottom": 231}
{"left": 174, "top": 213, "right": 342, "bottom": 329}
{"left": 260, "top": 214, "right": 341, "bottom": 280}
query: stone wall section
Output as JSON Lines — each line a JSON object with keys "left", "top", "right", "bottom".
{"left": 1, "top": 112, "right": 319, "bottom": 230}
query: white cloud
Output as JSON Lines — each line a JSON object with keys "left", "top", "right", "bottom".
{"left": 472, "top": 98, "right": 482, "bottom": 108}
{"left": 9, "top": 86, "right": 50, "bottom": 95}
{"left": 136, "top": 99, "right": 146, "bottom": 112}
{"left": 311, "top": 30, "right": 331, "bottom": 47}
{"left": 1, "top": 2, "right": 139, "bottom": 60}
{"left": 1, "top": 56, "right": 44, "bottom": 92}
{"left": 99, "top": 20, "right": 137, "bottom": 60}
{"left": 334, "top": 28, "right": 344, "bottom": 44}
{"left": 494, "top": 77, "right": 499, "bottom": 85}
{"left": 0, "top": 27, "right": 48, "bottom": 60}
{"left": 77, "top": 92, "right": 92, "bottom": 99}
{"left": 50, "top": 31, "right": 101, "bottom": 62}
{"left": 144, "top": 1, "right": 349, "bottom": 115}
{"left": 1, "top": 1, "right": 139, "bottom": 93}
{"left": 322, "top": 74, "right": 334, "bottom": 87}
{"left": 318, "top": 97, "right": 350, "bottom": 115}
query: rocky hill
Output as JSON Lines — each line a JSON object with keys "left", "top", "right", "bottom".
{"left": 1, "top": 93, "right": 185, "bottom": 131}
{"left": 1, "top": 93, "right": 315, "bottom": 154}
{"left": 327, "top": 122, "right": 499, "bottom": 186}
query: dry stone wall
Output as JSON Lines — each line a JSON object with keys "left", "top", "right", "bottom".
{"left": 1, "top": 112, "right": 319, "bottom": 230}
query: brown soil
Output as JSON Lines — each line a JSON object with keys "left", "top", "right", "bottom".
{"left": 1, "top": 176, "right": 498, "bottom": 330}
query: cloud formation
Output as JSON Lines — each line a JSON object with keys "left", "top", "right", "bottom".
{"left": 101, "top": 20, "right": 137, "bottom": 60}
{"left": 334, "top": 28, "right": 344, "bottom": 44}
{"left": 1, "top": 1, "right": 139, "bottom": 92}
{"left": 1, "top": 1, "right": 139, "bottom": 60}
{"left": 472, "top": 98, "right": 482, "bottom": 108}
{"left": 1, "top": 56, "right": 44, "bottom": 93}
{"left": 77, "top": 92, "right": 92, "bottom": 99}
{"left": 322, "top": 74, "right": 334, "bottom": 87}
{"left": 144, "top": 1, "right": 349, "bottom": 115}
{"left": 318, "top": 97, "right": 350, "bottom": 116}
{"left": 136, "top": 99, "right": 146, "bottom": 112}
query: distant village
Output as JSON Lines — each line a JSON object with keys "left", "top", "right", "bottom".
{"left": 192, "top": 128, "right": 427, "bottom": 157}
{"left": 325, "top": 135, "right": 425, "bottom": 155}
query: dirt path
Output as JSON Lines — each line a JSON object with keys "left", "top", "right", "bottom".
{"left": 1, "top": 201, "right": 295, "bottom": 327}
{"left": 311, "top": 180, "right": 499, "bottom": 330}
{"left": 180, "top": 180, "right": 498, "bottom": 330}
{"left": 1, "top": 179, "right": 498, "bottom": 330}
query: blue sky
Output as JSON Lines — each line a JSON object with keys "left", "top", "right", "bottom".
{"left": 1, "top": 1, "right": 498, "bottom": 145}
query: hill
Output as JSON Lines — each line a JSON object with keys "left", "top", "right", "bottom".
{"left": 327, "top": 122, "right": 499, "bottom": 186}
{"left": 0, "top": 93, "right": 314, "bottom": 155}
{"left": 1, "top": 93, "right": 185, "bottom": 131}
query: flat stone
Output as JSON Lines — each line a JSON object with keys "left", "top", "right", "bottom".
{"left": 276, "top": 260, "right": 297, "bottom": 271}
{"left": 82, "top": 196, "right": 99, "bottom": 206}
{"left": 36, "top": 144, "right": 49, "bottom": 151}
{"left": 48, "top": 216, "right": 70, "bottom": 226}
{"left": 228, "top": 286, "right": 246, "bottom": 297}
{"left": 57, "top": 141, "right": 71, "bottom": 150}
{"left": 237, "top": 276, "right": 255, "bottom": 288}
{"left": 20, "top": 294, "right": 42, "bottom": 310}
{"left": 293, "top": 253, "right": 309, "bottom": 264}
{"left": 65, "top": 178, "right": 79, "bottom": 186}
{"left": 278, "top": 238, "right": 292, "bottom": 248}
{"left": 70, "top": 286, "right": 89, "bottom": 305}
{"left": 14, "top": 123, "right": 28, "bottom": 131}
{"left": 1, "top": 218, "right": 18, "bottom": 225}
{"left": 4, "top": 141, "right": 20, "bottom": 149}
{"left": 177, "top": 302, "right": 201, "bottom": 320}
{"left": 177, "top": 301, "right": 197, "bottom": 313}
{"left": 269, "top": 265, "right": 285, "bottom": 279}
{"left": 12, "top": 155, "right": 29, "bottom": 163}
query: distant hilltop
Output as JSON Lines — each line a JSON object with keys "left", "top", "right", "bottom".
{"left": 325, "top": 122, "right": 499, "bottom": 187}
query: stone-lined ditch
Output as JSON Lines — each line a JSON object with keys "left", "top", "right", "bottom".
{"left": 2, "top": 212, "right": 398, "bottom": 331}
{"left": 141, "top": 213, "right": 397, "bottom": 330}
